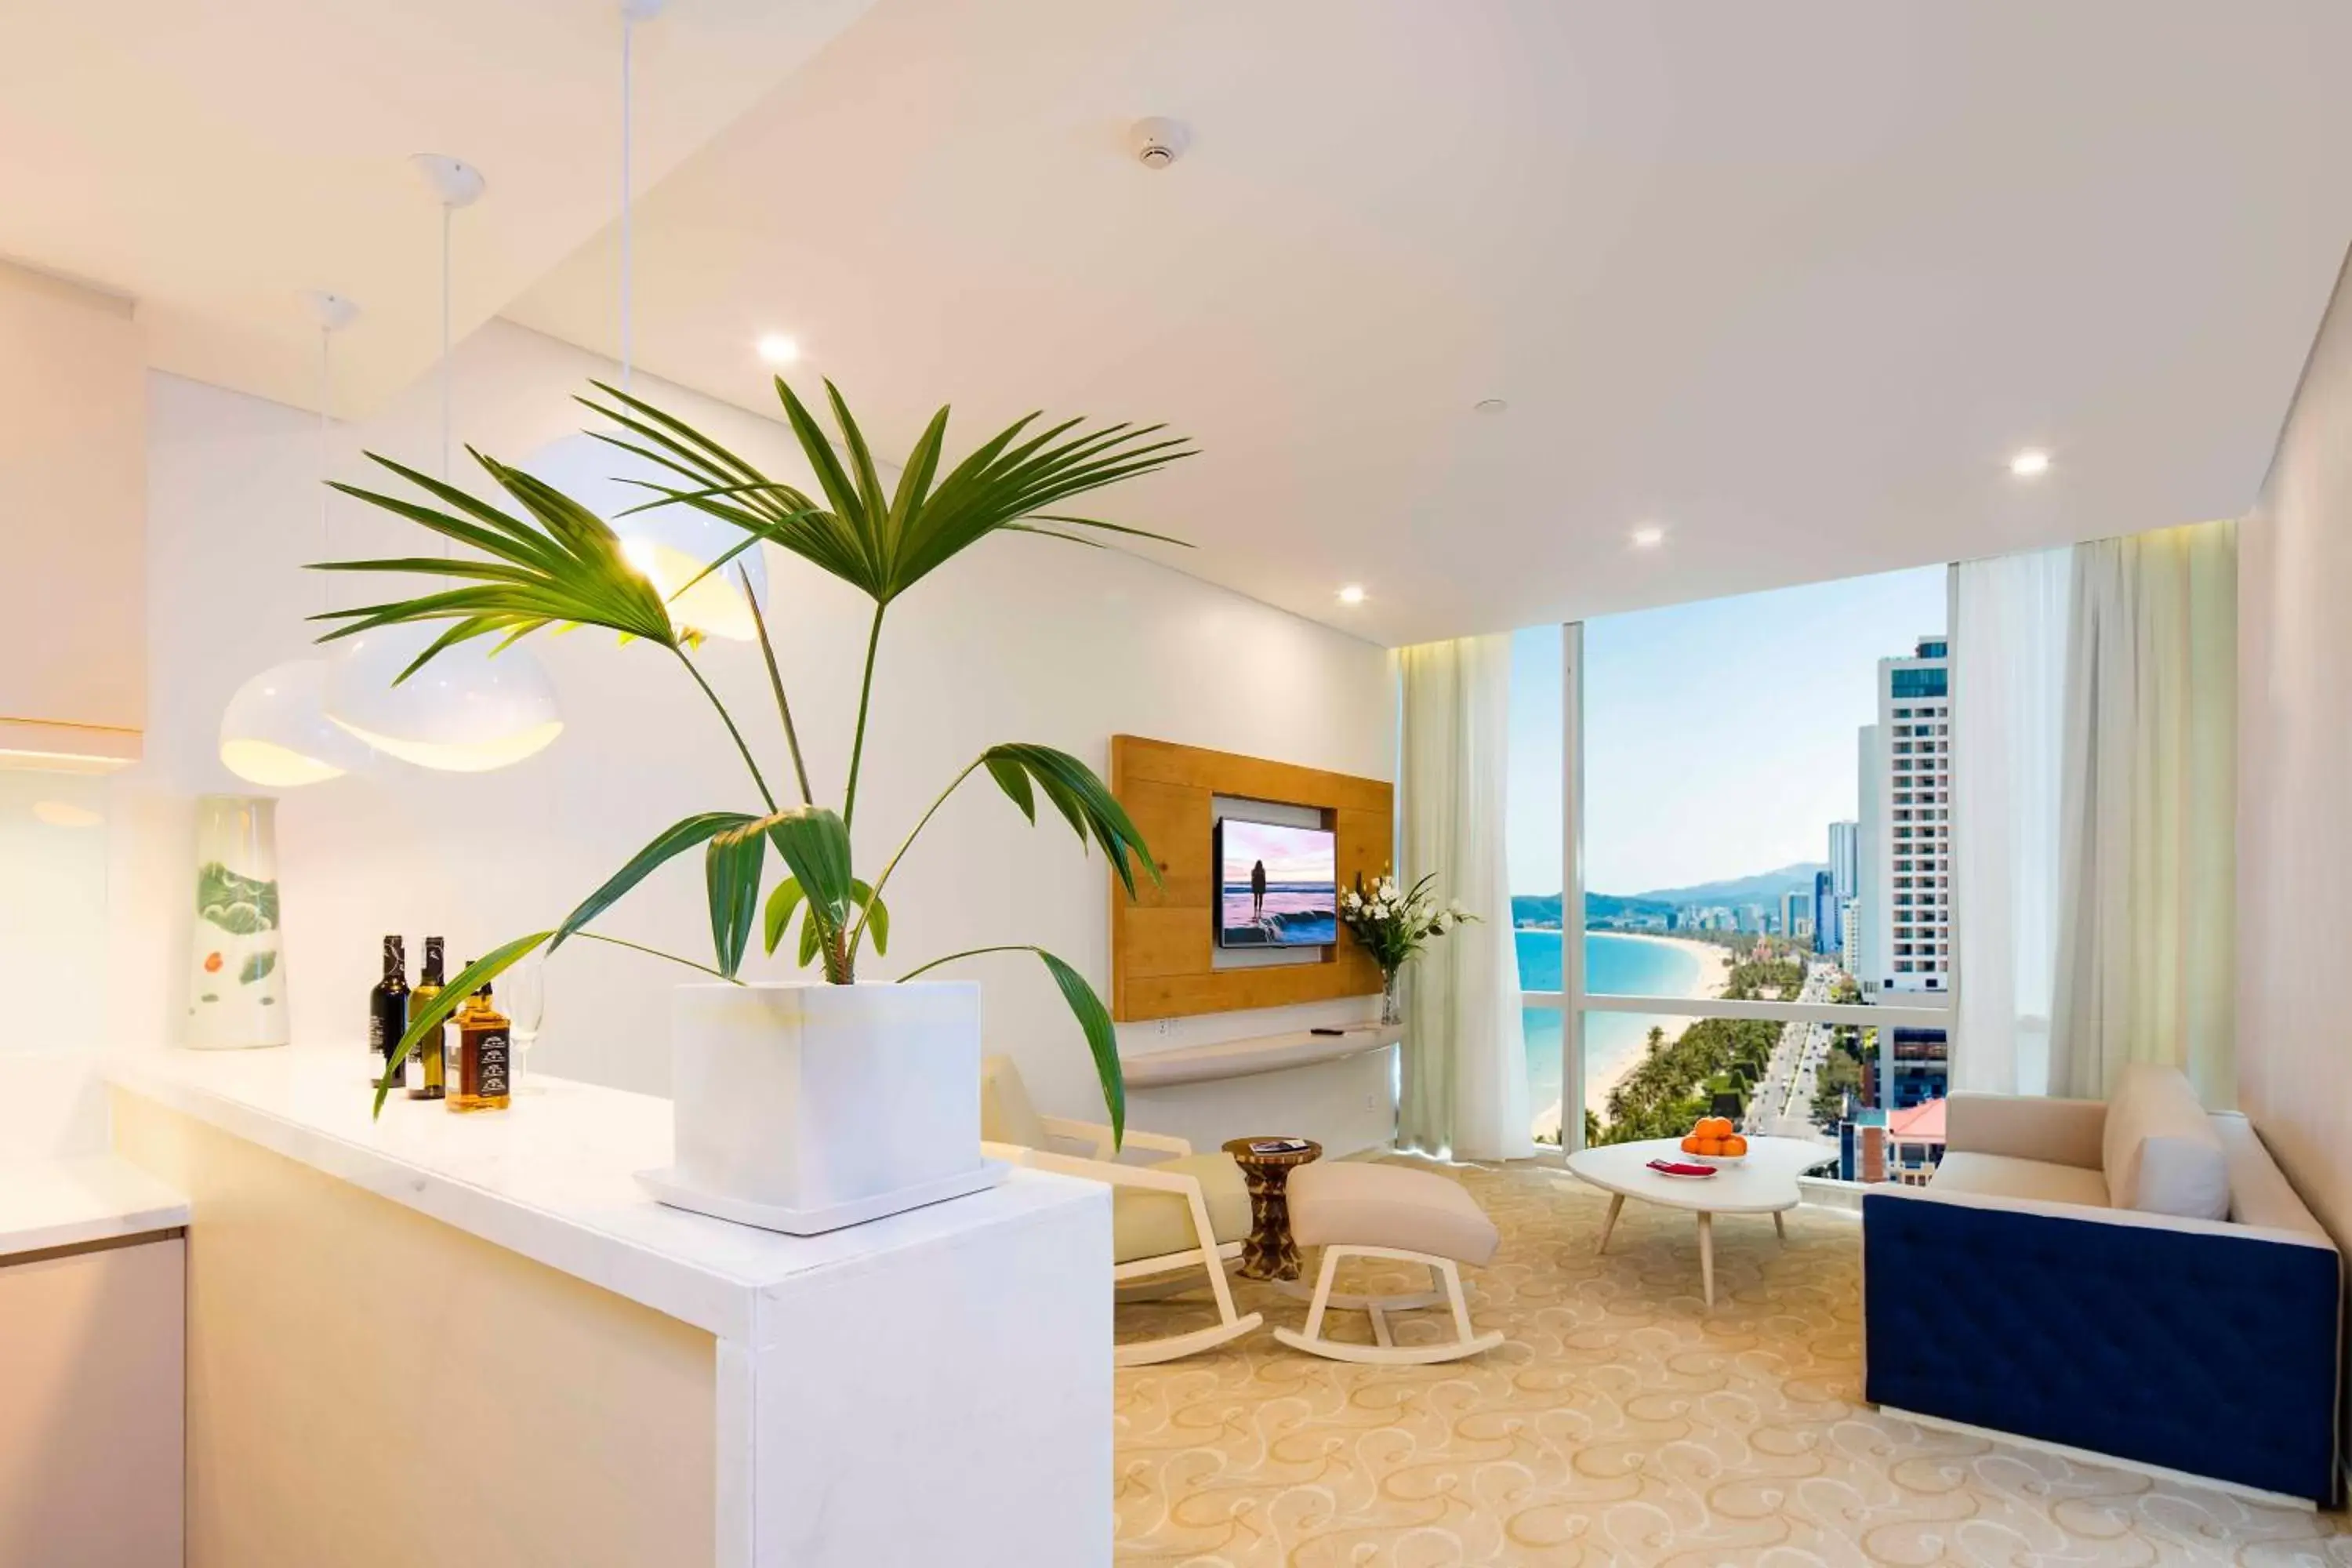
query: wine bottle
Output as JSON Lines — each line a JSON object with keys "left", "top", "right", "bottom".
{"left": 367, "top": 935, "right": 408, "bottom": 1091}
{"left": 405, "top": 937, "right": 448, "bottom": 1101}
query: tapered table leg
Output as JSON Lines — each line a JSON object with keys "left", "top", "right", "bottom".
{"left": 1697, "top": 1211, "right": 1715, "bottom": 1308}
{"left": 1773, "top": 1209, "right": 1786, "bottom": 1244}
{"left": 1595, "top": 1192, "right": 1625, "bottom": 1254}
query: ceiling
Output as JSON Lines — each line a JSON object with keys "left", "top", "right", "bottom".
{"left": 13, "top": 2, "right": 2352, "bottom": 645}
{"left": 506, "top": 0, "right": 2352, "bottom": 644}
{"left": 0, "top": 0, "right": 876, "bottom": 412}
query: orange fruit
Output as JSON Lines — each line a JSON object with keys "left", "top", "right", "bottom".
{"left": 1696, "top": 1116, "right": 1733, "bottom": 1140}
{"left": 1697, "top": 1138, "right": 1724, "bottom": 1156}
{"left": 1720, "top": 1134, "right": 1748, "bottom": 1158}
{"left": 1679, "top": 1135, "right": 1701, "bottom": 1155}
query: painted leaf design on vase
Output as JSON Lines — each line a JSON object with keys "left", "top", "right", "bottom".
{"left": 239, "top": 951, "right": 279, "bottom": 985}
{"left": 198, "top": 862, "right": 281, "bottom": 934}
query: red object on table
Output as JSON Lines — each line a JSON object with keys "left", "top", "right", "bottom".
{"left": 1646, "top": 1159, "right": 1719, "bottom": 1178}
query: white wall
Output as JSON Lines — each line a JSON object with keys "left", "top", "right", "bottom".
{"left": 112, "top": 321, "right": 1395, "bottom": 1131}
{"left": 2238, "top": 250, "right": 2352, "bottom": 1243}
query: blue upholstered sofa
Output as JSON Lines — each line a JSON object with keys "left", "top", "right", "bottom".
{"left": 1862, "top": 1066, "right": 2343, "bottom": 1504}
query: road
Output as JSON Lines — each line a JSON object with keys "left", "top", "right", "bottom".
{"left": 1744, "top": 961, "right": 1843, "bottom": 1145}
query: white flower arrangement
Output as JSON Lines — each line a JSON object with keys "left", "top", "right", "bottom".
{"left": 1338, "top": 869, "right": 1479, "bottom": 989}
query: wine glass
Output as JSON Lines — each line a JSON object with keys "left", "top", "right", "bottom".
{"left": 503, "top": 950, "right": 546, "bottom": 1091}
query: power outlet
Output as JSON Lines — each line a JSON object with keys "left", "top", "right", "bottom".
{"left": 1155, "top": 1018, "right": 1174, "bottom": 1038}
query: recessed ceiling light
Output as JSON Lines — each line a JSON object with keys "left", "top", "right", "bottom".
{"left": 1474, "top": 397, "right": 1508, "bottom": 414}
{"left": 1630, "top": 524, "right": 1666, "bottom": 548}
{"left": 2009, "top": 448, "right": 2051, "bottom": 477}
{"left": 1337, "top": 584, "right": 1367, "bottom": 605}
{"left": 757, "top": 333, "right": 800, "bottom": 366}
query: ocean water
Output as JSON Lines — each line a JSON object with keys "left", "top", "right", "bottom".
{"left": 1219, "top": 883, "right": 1338, "bottom": 946}
{"left": 1515, "top": 928, "right": 1708, "bottom": 1136}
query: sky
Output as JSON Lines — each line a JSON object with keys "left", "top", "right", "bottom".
{"left": 1507, "top": 564, "right": 1947, "bottom": 896}
{"left": 1220, "top": 818, "right": 1337, "bottom": 887}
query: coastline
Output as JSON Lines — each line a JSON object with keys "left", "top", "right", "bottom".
{"left": 1532, "top": 934, "right": 1734, "bottom": 1140}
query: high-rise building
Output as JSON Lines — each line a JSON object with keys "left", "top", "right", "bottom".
{"left": 1813, "top": 869, "right": 1839, "bottom": 955}
{"left": 1867, "top": 635, "right": 1951, "bottom": 994}
{"left": 1828, "top": 820, "right": 1858, "bottom": 899}
{"left": 1856, "top": 722, "right": 1883, "bottom": 989}
{"left": 1838, "top": 895, "right": 1859, "bottom": 974}
{"left": 1780, "top": 889, "right": 1808, "bottom": 943}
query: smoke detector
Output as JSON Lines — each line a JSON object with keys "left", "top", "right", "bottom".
{"left": 1129, "top": 118, "right": 1189, "bottom": 169}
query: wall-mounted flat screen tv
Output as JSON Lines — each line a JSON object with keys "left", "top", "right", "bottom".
{"left": 1215, "top": 818, "right": 1338, "bottom": 948}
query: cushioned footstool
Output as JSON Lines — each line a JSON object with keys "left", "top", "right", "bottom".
{"left": 1270, "top": 1162, "right": 1504, "bottom": 1365}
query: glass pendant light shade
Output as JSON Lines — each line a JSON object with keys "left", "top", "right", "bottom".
{"left": 219, "top": 658, "right": 376, "bottom": 787}
{"left": 321, "top": 624, "right": 563, "bottom": 773}
{"left": 523, "top": 432, "right": 769, "bottom": 641}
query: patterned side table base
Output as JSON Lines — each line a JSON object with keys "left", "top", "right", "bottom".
{"left": 1221, "top": 1137, "right": 1323, "bottom": 1281}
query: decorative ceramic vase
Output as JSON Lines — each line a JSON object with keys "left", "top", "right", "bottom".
{"left": 1381, "top": 968, "right": 1404, "bottom": 1026}
{"left": 639, "top": 980, "right": 1004, "bottom": 1235}
{"left": 186, "top": 794, "right": 289, "bottom": 1048}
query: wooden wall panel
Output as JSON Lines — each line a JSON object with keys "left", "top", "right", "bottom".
{"left": 1109, "top": 736, "right": 1393, "bottom": 1022}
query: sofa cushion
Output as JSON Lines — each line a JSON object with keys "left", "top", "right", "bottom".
{"left": 2213, "top": 1112, "right": 2331, "bottom": 1239}
{"left": 1929, "top": 1152, "right": 2111, "bottom": 1208}
{"left": 2102, "top": 1063, "right": 2229, "bottom": 1220}
{"left": 1287, "top": 1161, "right": 1501, "bottom": 1266}
{"left": 1112, "top": 1152, "right": 1251, "bottom": 1265}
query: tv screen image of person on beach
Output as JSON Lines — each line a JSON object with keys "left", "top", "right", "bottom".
{"left": 1216, "top": 818, "right": 1338, "bottom": 948}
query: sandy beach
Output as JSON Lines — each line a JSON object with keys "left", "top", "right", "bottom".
{"left": 1531, "top": 934, "right": 1734, "bottom": 1141}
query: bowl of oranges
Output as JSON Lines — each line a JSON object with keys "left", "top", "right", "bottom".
{"left": 1679, "top": 1116, "right": 1748, "bottom": 1164}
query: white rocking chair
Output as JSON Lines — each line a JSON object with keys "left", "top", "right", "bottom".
{"left": 980, "top": 1055, "right": 1261, "bottom": 1367}
{"left": 1270, "top": 1160, "right": 1504, "bottom": 1366}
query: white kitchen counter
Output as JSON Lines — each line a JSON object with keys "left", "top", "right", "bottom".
{"left": 104, "top": 1045, "right": 1093, "bottom": 1343}
{"left": 103, "top": 1044, "right": 1112, "bottom": 1568}
{"left": 0, "top": 1152, "right": 188, "bottom": 1259}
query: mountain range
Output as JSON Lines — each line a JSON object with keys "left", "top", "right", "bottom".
{"left": 1511, "top": 862, "right": 1829, "bottom": 928}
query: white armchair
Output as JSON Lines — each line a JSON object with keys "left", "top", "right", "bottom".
{"left": 980, "top": 1056, "right": 1261, "bottom": 1366}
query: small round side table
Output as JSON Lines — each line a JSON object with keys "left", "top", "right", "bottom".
{"left": 1221, "top": 1137, "right": 1323, "bottom": 1281}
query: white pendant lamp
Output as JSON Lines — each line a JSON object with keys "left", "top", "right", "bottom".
{"left": 218, "top": 292, "right": 378, "bottom": 788}
{"left": 321, "top": 154, "right": 563, "bottom": 772}
{"left": 321, "top": 625, "right": 563, "bottom": 772}
{"left": 594, "top": 0, "right": 771, "bottom": 642}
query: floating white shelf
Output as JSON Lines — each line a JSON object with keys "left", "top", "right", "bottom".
{"left": 1122, "top": 1024, "right": 1403, "bottom": 1089}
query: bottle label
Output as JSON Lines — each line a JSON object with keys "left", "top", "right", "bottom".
{"left": 477, "top": 1030, "right": 510, "bottom": 1098}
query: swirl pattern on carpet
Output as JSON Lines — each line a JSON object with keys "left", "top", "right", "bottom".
{"left": 1114, "top": 1156, "right": 2350, "bottom": 1566}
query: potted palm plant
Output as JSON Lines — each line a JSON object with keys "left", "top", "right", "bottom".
{"left": 325, "top": 377, "right": 1189, "bottom": 1232}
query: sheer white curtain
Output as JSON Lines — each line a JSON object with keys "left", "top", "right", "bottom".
{"left": 2050, "top": 519, "right": 2238, "bottom": 1105}
{"left": 1396, "top": 634, "right": 1535, "bottom": 1162}
{"left": 1952, "top": 547, "right": 2071, "bottom": 1096}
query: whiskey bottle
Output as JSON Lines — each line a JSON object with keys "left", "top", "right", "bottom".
{"left": 405, "top": 937, "right": 448, "bottom": 1101}
{"left": 368, "top": 935, "right": 408, "bottom": 1091}
{"left": 450, "top": 975, "right": 513, "bottom": 1113}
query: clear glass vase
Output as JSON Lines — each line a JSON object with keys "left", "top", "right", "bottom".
{"left": 1380, "top": 968, "right": 1404, "bottom": 1026}
{"left": 186, "top": 794, "right": 289, "bottom": 1048}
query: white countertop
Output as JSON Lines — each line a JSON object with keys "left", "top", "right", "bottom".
{"left": 104, "top": 1046, "right": 1102, "bottom": 1341}
{"left": 0, "top": 1153, "right": 190, "bottom": 1259}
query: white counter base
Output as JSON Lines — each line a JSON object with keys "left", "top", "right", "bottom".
{"left": 107, "top": 1046, "right": 1111, "bottom": 1568}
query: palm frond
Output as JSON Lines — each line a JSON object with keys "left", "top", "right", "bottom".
{"left": 311, "top": 448, "right": 677, "bottom": 673}
{"left": 579, "top": 377, "right": 1195, "bottom": 607}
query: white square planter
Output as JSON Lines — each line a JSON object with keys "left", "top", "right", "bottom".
{"left": 640, "top": 980, "right": 1004, "bottom": 1235}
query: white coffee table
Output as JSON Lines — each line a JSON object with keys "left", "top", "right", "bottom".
{"left": 1563, "top": 1135, "right": 1825, "bottom": 1308}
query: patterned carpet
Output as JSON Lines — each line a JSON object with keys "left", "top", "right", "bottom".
{"left": 1114, "top": 1157, "right": 2350, "bottom": 1566}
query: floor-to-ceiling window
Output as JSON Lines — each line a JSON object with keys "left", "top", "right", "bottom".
{"left": 1508, "top": 565, "right": 1955, "bottom": 1172}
